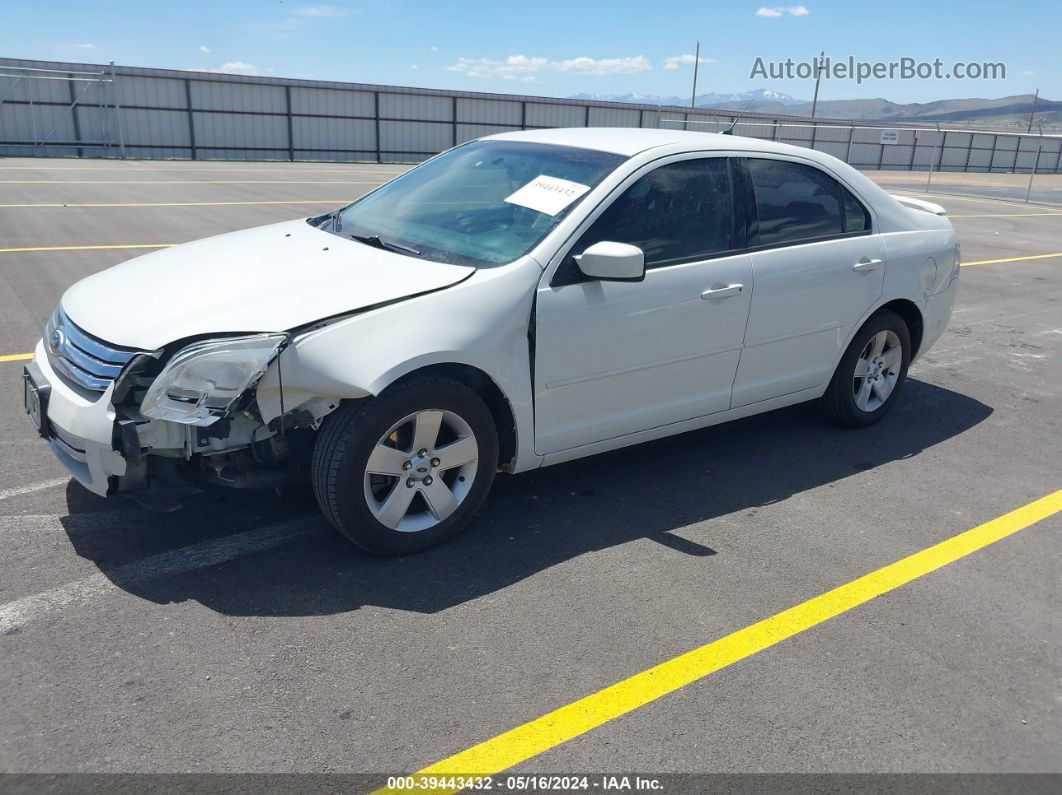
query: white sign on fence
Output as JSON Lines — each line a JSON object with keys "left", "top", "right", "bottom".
{"left": 880, "top": 129, "right": 901, "bottom": 145}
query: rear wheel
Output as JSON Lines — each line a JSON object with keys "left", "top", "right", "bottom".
{"left": 821, "top": 310, "right": 911, "bottom": 427}
{"left": 311, "top": 376, "right": 498, "bottom": 555}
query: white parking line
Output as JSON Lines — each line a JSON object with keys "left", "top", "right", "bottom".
{"left": 0, "top": 478, "right": 69, "bottom": 502}
{"left": 0, "top": 518, "right": 319, "bottom": 635}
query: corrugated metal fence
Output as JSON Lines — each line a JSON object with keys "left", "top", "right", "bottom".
{"left": 660, "top": 117, "right": 1062, "bottom": 175}
{"left": 2, "top": 57, "right": 1061, "bottom": 174}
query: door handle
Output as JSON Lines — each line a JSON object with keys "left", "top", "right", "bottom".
{"left": 852, "top": 258, "right": 884, "bottom": 273}
{"left": 701, "top": 283, "right": 744, "bottom": 300}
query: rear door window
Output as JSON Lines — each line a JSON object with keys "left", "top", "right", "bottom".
{"left": 747, "top": 158, "right": 851, "bottom": 246}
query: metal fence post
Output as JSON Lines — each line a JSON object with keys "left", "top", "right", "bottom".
{"left": 285, "top": 85, "right": 295, "bottom": 161}
{"left": 373, "top": 91, "right": 381, "bottom": 163}
{"left": 926, "top": 125, "right": 944, "bottom": 192}
{"left": 1023, "top": 128, "right": 1040, "bottom": 202}
{"left": 28, "top": 88, "right": 37, "bottom": 156}
{"left": 67, "top": 75, "right": 83, "bottom": 158}
{"left": 97, "top": 68, "right": 111, "bottom": 156}
{"left": 184, "top": 78, "right": 197, "bottom": 160}
{"left": 451, "top": 96, "right": 458, "bottom": 146}
{"left": 109, "top": 61, "right": 125, "bottom": 159}
{"left": 1025, "top": 144, "right": 1041, "bottom": 203}
{"left": 844, "top": 125, "right": 855, "bottom": 165}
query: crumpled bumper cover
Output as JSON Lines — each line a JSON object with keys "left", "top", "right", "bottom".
{"left": 31, "top": 339, "right": 127, "bottom": 497}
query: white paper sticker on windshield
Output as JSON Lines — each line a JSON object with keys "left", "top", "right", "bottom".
{"left": 504, "top": 174, "right": 591, "bottom": 216}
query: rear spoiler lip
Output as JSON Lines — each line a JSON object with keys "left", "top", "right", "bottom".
{"left": 892, "top": 194, "right": 947, "bottom": 216}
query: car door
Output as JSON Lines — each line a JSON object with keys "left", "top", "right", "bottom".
{"left": 534, "top": 155, "right": 754, "bottom": 455}
{"left": 730, "top": 156, "right": 885, "bottom": 408}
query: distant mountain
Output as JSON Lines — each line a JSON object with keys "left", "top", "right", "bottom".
{"left": 739, "top": 93, "right": 1062, "bottom": 126}
{"left": 567, "top": 88, "right": 804, "bottom": 107}
{"left": 567, "top": 90, "right": 1060, "bottom": 130}
{"left": 695, "top": 88, "right": 804, "bottom": 107}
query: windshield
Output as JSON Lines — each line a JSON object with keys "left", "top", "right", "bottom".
{"left": 330, "top": 140, "right": 626, "bottom": 267}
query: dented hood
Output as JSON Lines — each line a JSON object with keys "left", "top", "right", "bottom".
{"left": 60, "top": 219, "right": 474, "bottom": 350}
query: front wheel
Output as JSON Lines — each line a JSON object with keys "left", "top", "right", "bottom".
{"left": 820, "top": 310, "right": 911, "bottom": 427}
{"left": 311, "top": 376, "right": 498, "bottom": 555}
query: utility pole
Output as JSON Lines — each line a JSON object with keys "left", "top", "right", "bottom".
{"left": 810, "top": 50, "right": 825, "bottom": 119}
{"left": 1027, "top": 88, "right": 1039, "bottom": 132}
{"left": 690, "top": 41, "right": 700, "bottom": 108}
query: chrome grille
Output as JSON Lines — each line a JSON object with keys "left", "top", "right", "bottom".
{"left": 45, "top": 307, "right": 140, "bottom": 392}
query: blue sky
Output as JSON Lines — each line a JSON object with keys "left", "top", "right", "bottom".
{"left": 3, "top": 0, "right": 1056, "bottom": 103}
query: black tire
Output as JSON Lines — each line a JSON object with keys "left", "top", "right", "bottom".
{"left": 820, "top": 310, "right": 911, "bottom": 428}
{"left": 311, "top": 376, "right": 498, "bottom": 555}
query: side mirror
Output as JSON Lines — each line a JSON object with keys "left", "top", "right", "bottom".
{"left": 575, "top": 241, "right": 645, "bottom": 282}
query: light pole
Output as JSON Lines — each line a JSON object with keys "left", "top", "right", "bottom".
{"left": 1027, "top": 88, "right": 1039, "bottom": 132}
{"left": 810, "top": 50, "right": 825, "bottom": 119}
{"left": 690, "top": 41, "right": 700, "bottom": 108}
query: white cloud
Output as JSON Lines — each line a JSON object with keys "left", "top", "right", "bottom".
{"left": 410, "top": 64, "right": 419, "bottom": 70}
{"left": 60, "top": 43, "right": 96, "bottom": 49}
{"left": 756, "top": 5, "right": 809, "bottom": 17}
{"left": 430, "top": 46, "right": 439, "bottom": 52}
{"left": 1023, "top": 70, "right": 1035, "bottom": 76}
{"left": 294, "top": 4, "right": 354, "bottom": 17}
{"left": 663, "top": 53, "right": 715, "bottom": 70}
{"left": 208, "top": 61, "right": 260, "bottom": 75}
{"left": 199, "top": 45, "right": 210, "bottom": 53}
{"left": 448, "top": 54, "right": 651, "bottom": 78}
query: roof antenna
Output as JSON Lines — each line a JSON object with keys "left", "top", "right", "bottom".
{"left": 722, "top": 99, "right": 754, "bottom": 135}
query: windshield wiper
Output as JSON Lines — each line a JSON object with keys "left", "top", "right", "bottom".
{"left": 348, "top": 234, "right": 422, "bottom": 257}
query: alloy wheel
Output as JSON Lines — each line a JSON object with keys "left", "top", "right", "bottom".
{"left": 362, "top": 409, "right": 479, "bottom": 533}
{"left": 852, "top": 329, "right": 902, "bottom": 412}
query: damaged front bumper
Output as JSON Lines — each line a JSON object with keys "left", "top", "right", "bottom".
{"left": 24, "top": 340, "right": 133, "bottom": 496}
{"left": 25, "top": 338, "right": 322, "bottom": 508}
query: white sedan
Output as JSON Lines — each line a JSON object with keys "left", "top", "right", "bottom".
{"left": 25, "top": 128, "right": 959, "bottom": 554}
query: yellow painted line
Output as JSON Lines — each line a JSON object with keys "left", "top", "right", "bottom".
{"left": 375, "top": 490, "right": 1062, "bottom": 794}
{"left": 0, "top": 353, "right": 33, "bottom": 362}
{"left": 0, "top": 179, "right": 382, "bottom": 185}
{"left": 962, "top": 251, "right": 1062, "bottom": 267}
{"left": 0, "top": 200, "right": 348, "bottom": 208}
{"left": 952, "top": 212, "right": 1062, "bottom": 218}
{"left": 0, "top": 243, "right": 174, "bottom": 254}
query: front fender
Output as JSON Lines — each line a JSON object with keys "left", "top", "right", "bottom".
{"left": 255, "top": 258, "right": 542, "bottom": 471}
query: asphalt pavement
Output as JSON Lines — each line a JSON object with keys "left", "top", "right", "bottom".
{"left": 0, "top": 158, "right": 1060, "bottom": 784}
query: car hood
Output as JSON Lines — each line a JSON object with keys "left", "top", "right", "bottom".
{"left": 60, "top": 219, "right": 474, "bottom": 350}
